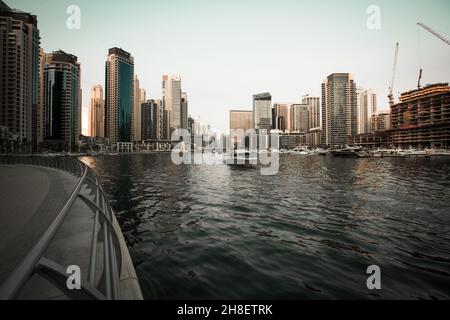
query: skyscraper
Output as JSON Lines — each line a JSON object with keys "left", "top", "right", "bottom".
{"left": 291, "top": 104, "right": 310, "bottom": 132}
{"left": 321, "top": 73, "right": 357, "bottom": 146}
{"left": 0, "top": 3, "right": 40, "bottom": 151}
{"left": 162, "top": 75, "right": 182, "bottom": 138}
{"left": 141, "top": 99, "right": 160, "bottom": 140}
{"left": 253, "top": 93, "right": 272, "bottom": 130}
{"left": 42, "top": 50, "right": 82, "bottom": 150}
{"left": 302, "top": 96, "right": 320, "bottom": 130}
{"left": 88, "top": 85, "right": 105, "bottom": 138}
{"left": 181, "top": 92, "right": 188, "bottom": 130}
{"left": 230, "top": 110, "right": 253, "bottom": 132}
{"left": 356, "top": 88, "right": 377, "bottom": 134}
{"left": 105, "top": 47, "right": 134, "bottom": 145}
{"left": 133, "top": 76, "right": 147, "bottom": 142}
{"left": 274, "top": 104, "right": 292, "bottom": 132}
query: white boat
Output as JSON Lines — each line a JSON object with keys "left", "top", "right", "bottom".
{"left": 371, "top": 148, "right": 404, "bottom": 158}
{"left": 398, "top": 147, "right": 427, "bottom": 157}
{"left": 331, "top": 146, "right": 371, "bottom": 158}
{"left": 291, "top": 146, "right": 310, "bottom": 155}
{"left": 225, "top": 150, "right": 257, "bottom": 166}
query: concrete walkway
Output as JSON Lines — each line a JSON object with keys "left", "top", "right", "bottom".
{"left": 0, "top": 165, "right": 77, "bottom": 284}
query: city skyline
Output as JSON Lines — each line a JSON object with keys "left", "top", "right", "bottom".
{"left": 4, "top": 0, "right": 450, "bottom": 133}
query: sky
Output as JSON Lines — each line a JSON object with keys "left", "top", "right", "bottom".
{"left": 6, "top": 0, "right": 450, "bottom": 134}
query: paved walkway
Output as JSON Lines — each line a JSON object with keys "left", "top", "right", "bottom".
{"left": 0, "top": 165, "right": 77, "bottom": 284}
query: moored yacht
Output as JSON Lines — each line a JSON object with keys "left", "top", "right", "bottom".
{"left": 331, "top": 146, "right": 371, "bottom": 158}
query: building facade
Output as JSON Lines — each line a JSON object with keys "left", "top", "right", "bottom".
{"left": 253, "top": 92, "right": 272, "bottom": 130}
{"left": 391, "top": 83, "right": 450, "bottom": 149}
{"left": 0, "top": 4, "right": 40, "bottom": 151}
{"left": 181, "top": 92, "right": 188, "bottom": 130}
{"left": 42, "top": 50, "right": 82, "bottom": 151}
{"left": 141, "top": 99, "right": 160, "bottom": 141}
{"left": 88, "top": 85, "right": 104, "bottom": 138}
{"left": 321, "top": 73, "right": 357, "bottom": 146}
{"left": 291, "top": 104, "right": 310, "bottom": 132}
{"left": 230, "top": 110, "right": 253, "bottom": 132}
{"left": 356, "top": 88, "right": 377, "bottom": 134}
{"left": 162, "top": 75, "right": 182, "bottom": 138}
{"left": 273, "top": 103, "right": 292, "bottom": 132}
{"left": 105, "top": 47, "right": 134, "bottom": 145}
{"left": 302, "top": 96, "right": 320, "bottom": 130}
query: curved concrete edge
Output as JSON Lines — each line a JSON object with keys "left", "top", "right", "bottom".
{"left": 111, "top": 214, "right": 144, "bottom": 300}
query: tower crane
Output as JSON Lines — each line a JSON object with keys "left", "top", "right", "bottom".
{"left": 388, "top": 42, "right": 399, "bottom": 107}
{"left": 416, "top": 23, "right": 449, "bottom": 90}
{"left": 417, "top": 23, "right": 450, "bottom": 46}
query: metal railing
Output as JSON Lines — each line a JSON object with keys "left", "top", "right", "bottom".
{"left": 0, "top": 156, "right": 124, "bottom": 300}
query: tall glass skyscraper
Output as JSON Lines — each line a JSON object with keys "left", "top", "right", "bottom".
{"left": 42, "top": 50, "right": 81, "bottom": 150}
{"left": 105, "top": 47, "right": 134, "bottom": 144}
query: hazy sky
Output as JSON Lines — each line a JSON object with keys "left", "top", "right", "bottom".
{"left": 6, "top": 0, "right": 450, "bottom": 133}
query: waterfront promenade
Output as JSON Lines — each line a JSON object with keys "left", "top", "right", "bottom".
{"left": 0, "top": 157, "right": 142, "bottom": 300}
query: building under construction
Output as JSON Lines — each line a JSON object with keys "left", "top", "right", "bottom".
{"left": 391, "top": 83, "right": 450, "bottom": 149}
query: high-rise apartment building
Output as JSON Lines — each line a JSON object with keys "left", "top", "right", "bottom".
{"left": 105, "top": 47, "right": 134, "bottom": 145}
{"left": 88, "top": 85, "right": 105, "bottom": 138}
{"left": 42, "top": 50, "right": 82, "bottom": 150}
{"left": 321, "top": 73, "right": 357, "bottom": 146}
{"left": 230, "top": 110, "right": 253, "bottom": 132}
{"left": 0, "top": 3, "right": 40, "bottom": 150}
{"left": 253, "top": 93, "right": 272, "bottom": 130}
{"left": 181, "top": 92, "right": 188, "bottom": 130}
{"left": 162, "top": 75, "right": 182, "bottom": 138}
{"left": 141, "top": 99, "right": 160, "bottom": 140}
{"left": 291, "top": 104, "right": 310, "bottom": 132}
{"left": 302, "top": 96, "right": 320, "bottom": 130}
{"left": 356, "top": 88, "right": 377, "bottom": 134}
{"left": 274, "top": 104, "right": 292, "bottom": 132}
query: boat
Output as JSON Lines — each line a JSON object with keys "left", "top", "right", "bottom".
{"left": 398, "top": 147, "right": 427, "bottom": 157}
{"left": 311, "top": 148, "right": 328, "bottom": 156}
{"left": 425, "top": 148, "right": 450, "bottom": 157}
{"left": 331, "top": 146, "right": 371, "bottom": 158}
{"left": 225, "top": 150, "right": 257, "bottom": 166}
{"left": 371, "top": 148, "right": 405, "bottom": 158}
{"left": 291, "top": 146, "right": 310, "bottom": 155}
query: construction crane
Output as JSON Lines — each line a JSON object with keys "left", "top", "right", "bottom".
{"left": 388, "top": 42, "right": 399, "bottom": 107}
{"left": 417, "top": 22, "right": 450, "bottom": 46}
{"left": 417, "top": 68, "right": 423, "bottom": 90}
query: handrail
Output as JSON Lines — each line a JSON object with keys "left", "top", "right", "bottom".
{"left": 0, "top": 156, "right": 125, "bottom": 300}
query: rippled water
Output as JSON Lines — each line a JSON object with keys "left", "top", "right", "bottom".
{"left": 80, "top": 154, "right": 450, "bottom": 299}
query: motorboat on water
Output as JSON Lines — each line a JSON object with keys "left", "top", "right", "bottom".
{"left": 371, "top": 148, "right": 405, "bottom": 158}
{"left": 331, "top": 146, "right": 371, "bottom": 158}
{"left": 310, "top": 148, "right": 328, "bottom": 156}
{"left": 225, "top": 149, "right": 258, "bottom": 166}
{"left": 290, "top": 146, "right": 310, "bottom": 155}
{"left": 398, "top": 147, "right": 427, "bottom": 157}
